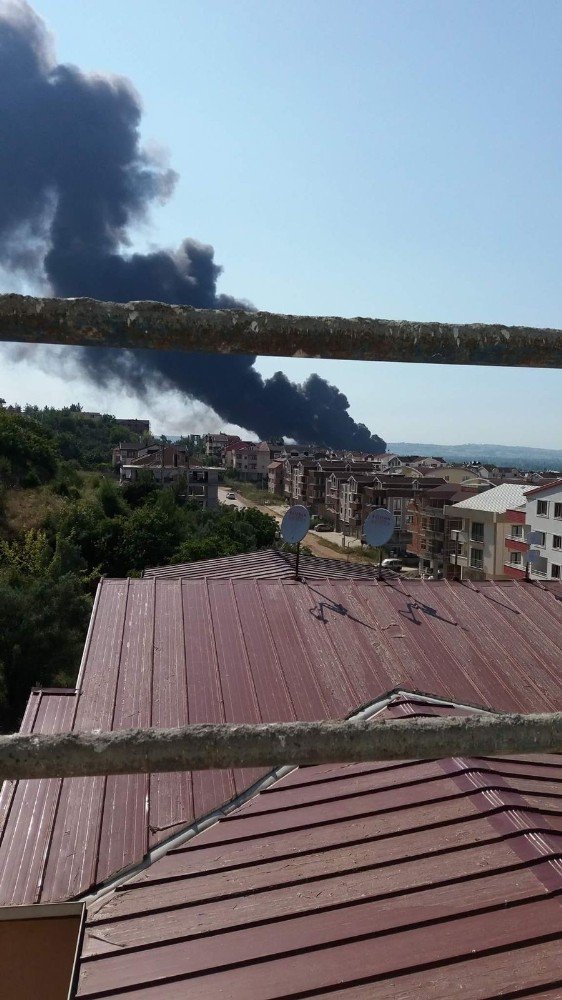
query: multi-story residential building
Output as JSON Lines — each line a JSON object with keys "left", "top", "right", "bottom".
{"left": 226, "top": 441, "right": 282, "bottom": 483}
{"left": 409, "top": 484, "right": 479, "bottom": 577}
{"left": 322, "top": 464, "right": 384, "bottom": 524}
{"left": 525, "top": 479, "right": 562, "bottom": 581}
{"left": 357, "top": 476, "right": 447, "bottom": 552}
{"left": 503, "top": 505, "right": 529, "bottom": 580}
{"left": 445, "top": 483, "right": 534, "bottom": 581}
{"left": 120, "top": 448, "right": 218, "bottom": 506}
{"left": 426, "top": 465, "right": 488, "bottom": 485}
{"left": 293, "top": 461, "right": 349, "bottom": 513}
{"left": 204, "top": 433, "right": 241, "bottom": 462}
{"left": 112, "top": 441, "right": 144, "bottom": 469}
{"left": 267, "top": 460, "right": 284, "bottom": 495}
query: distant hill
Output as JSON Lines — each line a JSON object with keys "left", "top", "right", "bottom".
{"left": 389, "top": 442, "right": 562, "bottom": 472}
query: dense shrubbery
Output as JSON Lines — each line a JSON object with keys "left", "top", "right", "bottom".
{"left": 48, "top": 479, "right": 277, "bottom": 577}
{"left": 0, "top": 530, "right": 92, "bottom": 728}
{"left": 0, "top": 458, "right": 277, "bottom": 727}
{"left": 21, "top": 403, "right": 142, "bottom": 469}
{"left": 0, "top": 407, "right": 60, "bottom": 486}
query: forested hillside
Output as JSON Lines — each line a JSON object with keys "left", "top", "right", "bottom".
{"left": 0, "top": 403, "right": 277, "bottom": 729}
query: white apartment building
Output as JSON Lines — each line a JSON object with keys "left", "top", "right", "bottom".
{"left": 446, "top": 483, "right": 533, "bottom": 580}
{"left": 525, "top": 480, "right": 562, "bottom": 581}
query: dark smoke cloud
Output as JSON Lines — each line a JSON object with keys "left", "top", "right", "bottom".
{"left": 0, "top": 2, "right": 385, "bottom": 453}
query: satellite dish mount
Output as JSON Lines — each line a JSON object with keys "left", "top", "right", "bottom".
{"left": 280, "top": 505, "right": 311, "bottom": 579}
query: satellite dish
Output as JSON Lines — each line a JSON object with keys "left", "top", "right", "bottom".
{"left": 527, "top": 530, "right": 543, "bottom": 545}
{"left": 526, "top": 548, "right": 540, "bottom": 564}
{"left": 280, "top": 504, "right": 311, "bottom": 544}
{"left": 363, "top": 507, "right": 395, "bottom": 547}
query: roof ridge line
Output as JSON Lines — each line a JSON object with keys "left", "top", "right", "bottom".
{"left": 80, "top": 691, "right": 398, "bottom": 907}
{"left": 80, "top": 687, "right": 499, "bottom": 907}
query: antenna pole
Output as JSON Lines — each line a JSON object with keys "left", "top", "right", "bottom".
{"left": 295, "top": 540, "right": 301, "bottom": 580}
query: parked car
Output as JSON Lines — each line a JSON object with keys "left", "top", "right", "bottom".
{"left": 314, "top": 523, "right": 331, "bottom": 532}
{"left": 226, "top": 492, "right": 236, "bottom": 500}
{"left": 382, "top": 558, "right": 403, "bottom": 571}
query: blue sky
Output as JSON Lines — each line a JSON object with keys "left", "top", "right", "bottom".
{"left": 2, "top": 0, "right": 562, "bottom": 446}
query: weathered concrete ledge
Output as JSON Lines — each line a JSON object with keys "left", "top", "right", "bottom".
{"left": 0, "top": 713, "right": 560, "bottom": 780}
{"left": 1, "top": 293, "right": 562, "bottom": 367}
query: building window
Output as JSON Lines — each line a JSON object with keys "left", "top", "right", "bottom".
{"left": 555, "top": 503, "right": 562, "bottom": 519}
{"left": 537, "top": 500, "right": 549, "bottom": 516}
{"left": 510, "top": 524, "right": 523, "bottom": 539}
{"left": 552, "top": 564, "right": 561, "bottom": 579}
{"left": 471, "top": 521, "right": 484, "bottom": 542}
{"left": 509, "top": 551, "right": 522, "bottom": 565}
{"left": 536, "top": 531, "right": 546, "bottom": 547}
{"left": 554, "top": 535, "right": 562, "bottom": 549}
{"left": 470, "top": 548, "right": 483, "bottom": 569}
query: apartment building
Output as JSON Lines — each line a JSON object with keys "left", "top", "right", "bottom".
{"left": 293, "top": 461, "right": 350, "bottom": 513}
{"left": 112, "top": 441, "right": 143, "bottom": 468}
{"left": 446, "top": 483, "right": 533, "bottom": 581}
{"left": 526, "top": 479, "right": 562, "bottom": 581}
{"left": 359, "top": 476, "right": 447, "bottom": 552}
{"left": 267, "top": 460, "right": 284, "bottom": 495}
{"left": 503, "top": 505, "right": 529, "bottom": 580}
{"left": 409, "top": 484, "right": 479, "bottom": 576}
{"left": 204, "top": 432, "right": 241, "bottom": 461}
{"left": 226, "top": 441, "right": 283, "bottom": 483}
{"left": 120, "top": 447, "right": 219, "bottom": 506}
{"left": 322, "top": 464, "right": 383, "bottom": 524}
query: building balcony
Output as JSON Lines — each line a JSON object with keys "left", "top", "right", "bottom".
{"left": 505, "top": 538, "right": 529, "bottom": 552}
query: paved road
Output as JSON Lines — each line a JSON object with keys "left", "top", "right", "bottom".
{"left": 308, "top": 529, "right": 362, "bottom": 550}
{"left": 218, "top": 486, "right": 380, "bottom": 565}
{"left": 218, "top": 486, "right": 246, "bottom": 510}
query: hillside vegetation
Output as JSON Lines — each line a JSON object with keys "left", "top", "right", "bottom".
{"left": 0, "top": 403, "right": 277, "bottom": 730}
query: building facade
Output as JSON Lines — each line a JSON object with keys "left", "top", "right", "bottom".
{"left": 526, "top": 480, "right": 562, "bottom": 581}
{"left": 445, "top": 483, "right": 533, "bottom": 581}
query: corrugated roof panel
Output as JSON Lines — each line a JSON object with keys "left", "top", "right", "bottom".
{"left": 0, "top": 691, "right": 76, "bottom": 905}
{"left": 230, "top": 581, "right": 297, "bottom": 723}
{"left": 2, "top": 577, "right": 562, "bottom": 908}
{"left": 95, "top": 580, "right": 155, "bottom": 886}
{"left": 148, "top": 579, "right": 192, "bottom": 846}
{"left": 42, "top": 580, "right": 130, "bottom": 901}
{"left": 76, "top": 699, "right": 562, "bottom": 999}
{"left": 452, "top": 482, "right": 533, "bottom": 512}
{"left": 206, "top": 581, "right": 264, "bottom": 793}
{"left": 182, "top": 580, "right": 236, "bottom": 819}
{"left": 144, "top": 548, "right": 378, "bottom": 581}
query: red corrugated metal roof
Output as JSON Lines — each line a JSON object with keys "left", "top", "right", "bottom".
{"left": 1, "top": 577, "right": 562, "bottom": 909}
{"left": 75, "top": 696, "right": 562, "bottom": 999}
{"left": 144, "top": 548, "right": 378, "bottom": 581}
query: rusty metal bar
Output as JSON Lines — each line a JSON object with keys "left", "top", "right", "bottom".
{"left": 1, "top": 293, "right": 562, "bottom": 367}
{"left": 1, "top": 713, "right": 560, "bottom": 780}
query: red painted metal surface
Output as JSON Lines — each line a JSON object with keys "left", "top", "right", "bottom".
{"left": 505, "top": 537, "right": 529, "bottom": 552}
{"left": 504, "top": 564, "right": 526, "bottom": 579}
{"left": 506, "top": 508, "right": 527, "bottom": 524}
{"left": 75, "top": 698, "right": 562, "bottom": 999}
{"left": 1, "top": 577, "right": 562, "bottom": 909}
{"left": 144, "top": 548, "right": 378, "bottom": 581}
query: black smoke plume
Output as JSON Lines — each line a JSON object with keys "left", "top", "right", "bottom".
{"left": 0, "top": 2, "right": 385, "bottom": 452}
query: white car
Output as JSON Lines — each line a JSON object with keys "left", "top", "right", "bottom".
{"left": 382, "top": 558, "right": 403, "bottom": 571}
{"left": 226, "top": 492, "right": 236, "bottom": 500}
